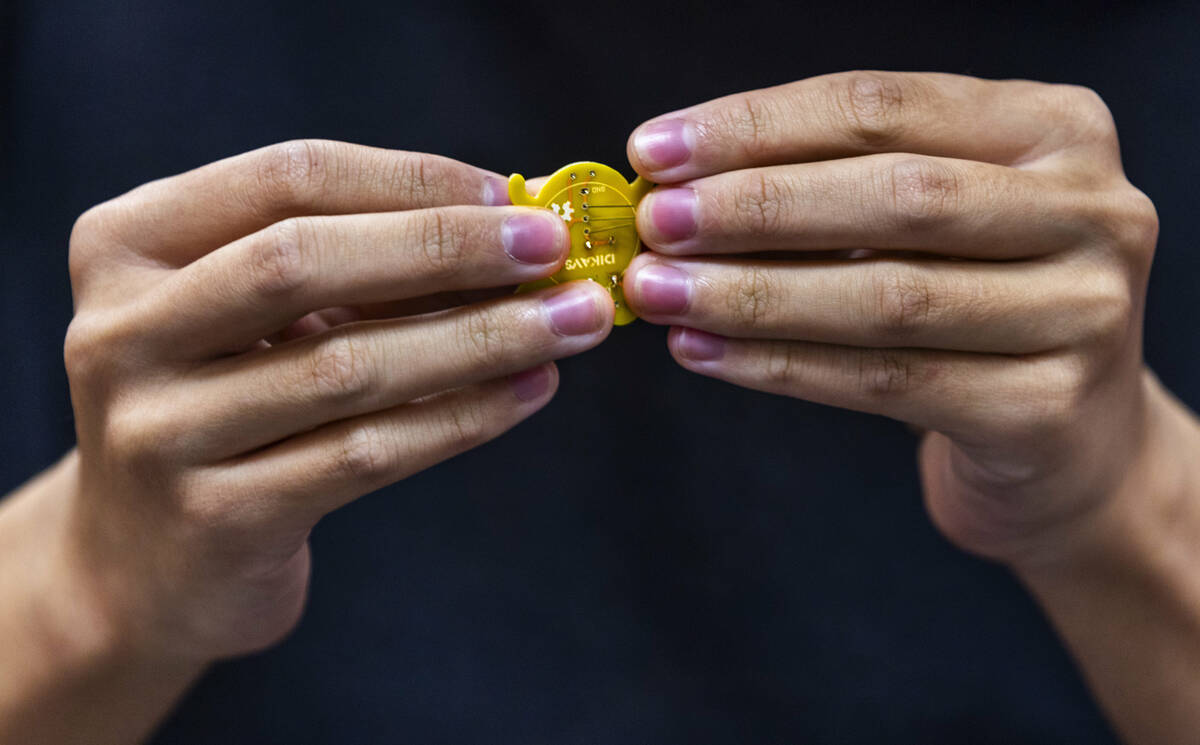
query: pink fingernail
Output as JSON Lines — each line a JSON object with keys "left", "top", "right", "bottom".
{"left": 633, "top": 264, "right": 691, "bottom": 315}
{"left": 648, "top": 188, "right": 698, "bottom": 243}
{"left": 634, "top": 119, "right": 693, "bottom": 170}
{"left": 482, "top": 176, "right": 510, "bottom": 206}
{"left": 503, "top": 212, "right": 566, "bottom": 265}
{"left": 673, "top": 327, "right": 726, "bottom": 361}
{"left": 543, "top": 285, "right": 604, "bottom": 336}
{"left": 510, "top": 365, "right": 553, "bottom": 401}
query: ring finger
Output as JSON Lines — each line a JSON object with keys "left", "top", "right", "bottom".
{"left": 624, "top": 253, "right": 1124, "bottom": 354}
{"left": 664, "top": 328, "right": 1076, "bottom": 445}
{"left": 164, "top": 281, "right": 614, "bottom": 460}
{"left": 198, "top": 367, "right": 561, "bottom": 527}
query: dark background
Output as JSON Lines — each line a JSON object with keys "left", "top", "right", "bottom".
{"left": 2, "top": 1, "right": 1197, "bottom": 742}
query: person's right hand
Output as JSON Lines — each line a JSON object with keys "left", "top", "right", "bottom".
{"left": 61, "top": 140, "right": 613, "bottom": 663}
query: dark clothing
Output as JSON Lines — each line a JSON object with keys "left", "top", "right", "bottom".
{"left": 2, "top": 1, "right": 1197, "bottom": 742}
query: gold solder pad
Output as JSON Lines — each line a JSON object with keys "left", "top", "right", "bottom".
{"left": 510, "top": 162, "right": 653, "bottom": 326}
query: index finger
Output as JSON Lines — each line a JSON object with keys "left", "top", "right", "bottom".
{"left": 626, "top": 71, "right": 1115, "bottom": 182}
{"left": 88, "top": 139, "right": 510, "bottom": 265}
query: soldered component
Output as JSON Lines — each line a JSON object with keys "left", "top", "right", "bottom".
{"left": 509, "top": 161, "right": 653, "bottom": 326}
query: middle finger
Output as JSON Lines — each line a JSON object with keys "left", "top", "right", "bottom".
{"left": 143, "top": 205, "right": 570, "bottom": 358}
{"left": 636, "top": 154, "right": 1096, "bottom": 260}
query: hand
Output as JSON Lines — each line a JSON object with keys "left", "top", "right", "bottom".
{"left": 621, "top": 72, "right": 1159, "bottom": 566}
{"left": 60, "top": 140, "right": 613, "bottom": 662}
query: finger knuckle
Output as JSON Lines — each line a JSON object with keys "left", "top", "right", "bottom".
{"left": 1076, "top": 184, "right": 1159, "bottom": 272}
{"left": 764, "top": 341, "right": 800, "bottom": 385}
{"left": 834, "top": 71, "right": 910, "bottom": 148}
{"left": 456, "top": 306, "right": 512, "bottom": 369}
{"left": 1075, "top": 267, "right": 1136, "bottom": 348}
{"left": 726, "top": 265, "right": 778, "bottom": 327}
{"left": 1065, "top": 85, "right": 1118, "bottom": 142}
{"left": 416, "top": 209, "right": 469, "bottom": 279}
{"left": 1026, "top": 357, "right": 1090, "bottom": 435}
{"left": 104, "top": 389, "right": 205, "bottom": 468}
{"left": 247, "top": 219, "right": 310, "bottom": 298}
{"left": 857, "top": 349, "right": 915, "bottom": 398}
{"left": 63, "top": 315, "right": 105, "bottom": 383}
{"left": 103, "top": 404, "right": 170, "bottom": 468}
{"left": 256, "top": 139, "right": 330, "bottom": 207}
{"left": 69, "top": 202, "right": 113, "bottom": 249}
{"left": 330, "top": 423, "right": 393, "bottom": 485}
{"left": 68, "top": 203, "right": 122, "bottom": 287}
{"left": 727, "top": 92, "right": 775, "bottom": 160}
{"left": 1038, "top": 84, "right": 1118, "bottom": 146}
{"left": 884, "top": 157, "right": 961, "bottom": 231}
{"left": 871, "top": 264, "right": 937, "bottom": 340}
{"left": 1070, "top": 85, "right": 1113, "bottom": 117}
{"left": 63, "top": 311, "right": 133, "bottom": 384}
{"left": 389, "top": 151, "right": 451, "bottom": 204}
{"left": 732, "top": 171, "right": 791, "bottom": 239}
{"left": 1127, "top": 188, "right": 1160, "bottom": 248}
{"left": 307, "top": 332, "right": 373, "bottom": 402}
{"left": 1109, "top": 186, "right": 1160, "bottom": 265}
{"left": 441, "top": 393, "right": 492, "bottom": 449}
{"left": 69, "top": 204, "right": 110, "bottom": 246}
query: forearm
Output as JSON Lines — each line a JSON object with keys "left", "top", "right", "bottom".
{"left": 0, "top": 452, "right": 204, "bottom": 745}
{"left": 1015, "top": 371, "right": 1200, "bottom": 745}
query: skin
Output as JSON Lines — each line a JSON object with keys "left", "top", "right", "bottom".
{"left": 621, "top": 71, "right": 1200, "bottom": 744}
{"left": 0, "top": 140, "right": 615, "bottom": 743}
{"left": 0, "top": 71, "right": 1196, "bottom": 744}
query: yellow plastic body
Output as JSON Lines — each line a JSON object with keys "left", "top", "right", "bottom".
{"left": 511, "top": 162, "right": 652, "bottom": 326}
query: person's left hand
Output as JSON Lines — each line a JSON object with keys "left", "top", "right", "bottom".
{"left": 620, "top": 71, "right": 1159, "bottom": 568}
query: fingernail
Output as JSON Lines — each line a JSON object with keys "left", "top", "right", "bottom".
{"left": 634, "top": 119, "right": 693, "bottom": 170}
{"left": 503, "top": 211, "right": 566, "bottom": 264}
{"left": 633, "top": 263, "right": 691, "bottom": 315}
{"left": 482, "top": 176, "right": 510, "bottom": 206}
{"left": 647, "top": 188, "right": 698, "bottom": 243}
{"left": 509, "top": 364, "right": 553, "bottom": 401}
{"left": 543, "top": 285, "right": 604, "bottom": 336}
{"left": 674, "top": 327, "right": 726, "bottom": 361}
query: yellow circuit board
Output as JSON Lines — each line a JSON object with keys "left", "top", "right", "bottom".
{"left": 510, "top": 162, "right": 652, "bottom": 326}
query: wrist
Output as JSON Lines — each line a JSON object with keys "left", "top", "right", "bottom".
{"left": 0, "top": 451, "right": 207, "bottom": 743}
{"left": 1012, "top": 368, "right": 1200, "bottom": 586}
{"left": 1006, "top": 372, "right": 1200, "bottom": 745}
{"left": 0, "top": 452, "right": 116, "bottom": 674}
{"left": 4, "top": 451, "right": 205, "bottom": 675}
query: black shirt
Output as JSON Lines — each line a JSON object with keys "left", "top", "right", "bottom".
{"left": 2, "top": 1, "right": 1198, "bottom": 742}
